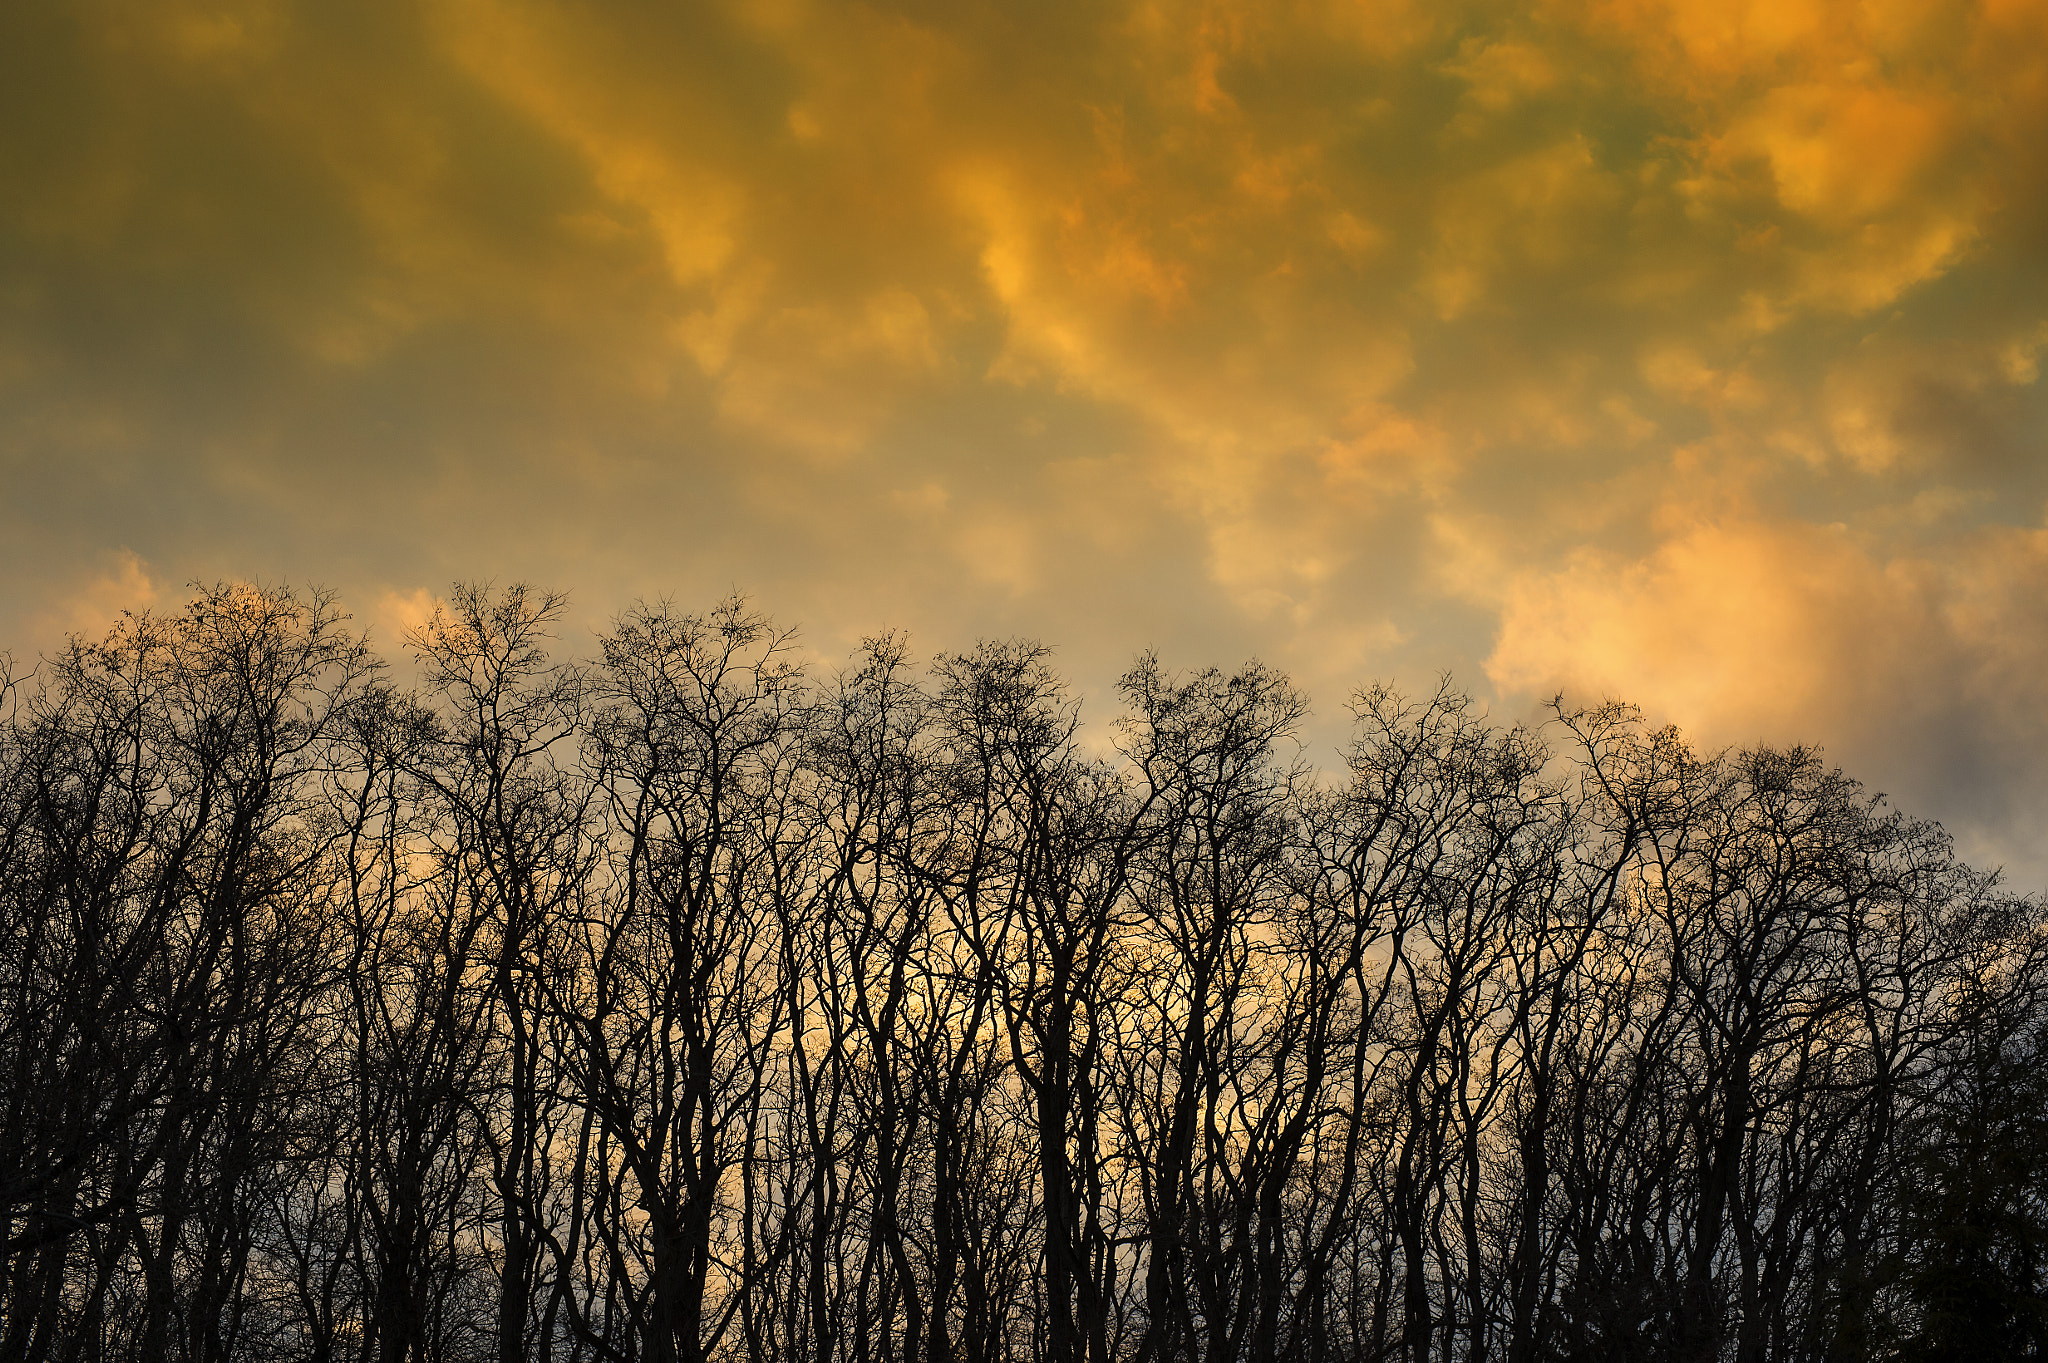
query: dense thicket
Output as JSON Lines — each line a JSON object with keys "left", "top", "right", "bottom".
{"left": 2, "top": 582, "right": 2043, "bottom": 1363}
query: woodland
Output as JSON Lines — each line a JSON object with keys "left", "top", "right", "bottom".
{"left": 1, "top": 581, "right": 2043, "bottom": 1363}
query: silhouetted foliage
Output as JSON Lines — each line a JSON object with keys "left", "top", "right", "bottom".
{"left": 1, "top": 582, "right": 2042, "bottom": 1362}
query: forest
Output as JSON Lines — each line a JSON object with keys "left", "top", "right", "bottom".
{"left": 1, "top": 580, "right": 2043, "bottom": 1363}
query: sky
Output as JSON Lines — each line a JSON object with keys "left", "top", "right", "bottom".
{"left": 4, "top": 0, "right": 2047, "bottom": 882}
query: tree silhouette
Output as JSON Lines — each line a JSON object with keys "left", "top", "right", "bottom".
{"left": 1, "top": 581, "right": 2040, "bottom": 1363}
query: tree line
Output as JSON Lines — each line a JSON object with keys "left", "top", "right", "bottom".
{"left": 2, "top": 581, "right": 2043, "bottom": 1363}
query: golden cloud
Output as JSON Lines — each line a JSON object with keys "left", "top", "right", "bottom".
{"left": 3, "top": 0, "right": 2048, "bottom": 876}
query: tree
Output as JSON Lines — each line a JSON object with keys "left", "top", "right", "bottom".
{"left": 3, "top": 580, "right": 2043, "bottom": 1363}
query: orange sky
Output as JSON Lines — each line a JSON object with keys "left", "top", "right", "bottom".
{"left": 4, "top": 0, "right": 2048, "bottom": 878}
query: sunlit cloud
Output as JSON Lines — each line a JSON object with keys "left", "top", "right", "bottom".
{"left": 3, "top": 0, "right": 2046, "bottom": 877}
{"left": 29, "top": 549, "right": 163, "bottom": 646}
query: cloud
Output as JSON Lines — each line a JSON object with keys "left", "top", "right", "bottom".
{"left": 1488, "top": 510, "right": 2048, "bottom": 876}
{"left": 372, "top": 586, "right": 441, "bottom": 655}
{"left": 30, "top": 550, "right": 163, "bottom": 645}
{"left": 2, "top": 0, "right": 2047, "bottom": 880}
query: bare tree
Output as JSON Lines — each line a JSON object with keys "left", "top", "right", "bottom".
{"left": 563, "top": 597, "right": 802, "bottom": 1363}
{"left": 408, "top": 584, "right": 591, "bottom": 1363}
{"left": 3, "top": 582, "right": 2042, "bottom": 1363}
